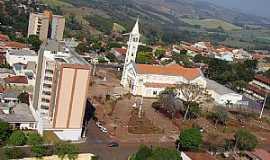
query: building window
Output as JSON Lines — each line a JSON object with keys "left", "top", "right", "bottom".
{"left": 42, "top": 91, "right": 51, "bottom": 96}
{"left": 153, "top": 91, "right": 158, "bottom": 95}
{"left": 41, "top": 98, "right": 50, "bottom": 103}
{"left": 43, "top": 83, "right": 52, "bottom": 89}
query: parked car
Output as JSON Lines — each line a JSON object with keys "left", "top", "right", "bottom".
{"left": 107, "top": 142, "right": 119, "bottom": 147}
{"left": 96, "top": 121, "right": 102, "bottom": 128}
{"left": 100, "top": 126, "right": 108, "bottom": 133}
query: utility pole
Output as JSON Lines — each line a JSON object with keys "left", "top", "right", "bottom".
{"left": 138, "top": 96, "right": 143, "bottom": 118}
{"left": 259, "top": 93, "right": 268, "bottom": 119}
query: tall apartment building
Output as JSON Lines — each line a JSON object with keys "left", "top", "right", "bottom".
{"left": 51, "top": 15, "right": 65, "bottom": 41}
{"left": 27, "top": 12, "right": 50, "bottom": 41}
{"left": 32, "top": 40, "right": 90, "bottom": 140}
{"left": 28, "top": 11, "right": 65, "bottom": 41}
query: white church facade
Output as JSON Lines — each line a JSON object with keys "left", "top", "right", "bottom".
{"left": 123, "top": 62, "right": 206, "bottom": 97}
{"left": 120, "top": 19, "right": 243, "bottom": 104}
{"left": 120, "top": 19, "right": 206, "bottom": 98}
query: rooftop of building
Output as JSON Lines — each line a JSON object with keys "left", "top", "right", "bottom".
{"left": 255, "top": 75, "right": 270, "bottom": 85}
{"left": 1, "top": 41, "right": 28, "bottom": 49}
{"left": 42, "top": 39, "right": 89, "bottom": 65}
{"left": 185, "top": 152, "right": 216, "bottom": 160}
{"left": 7, "top": 48, "right": 36, "bottom": 56}
{"left": 206, "top": 78, "right": 236, "bottom": 95}
{"left": 133, "top": 63, "right": 202, "bottom": 80}
{"left": 4, "top": 75, "right": 28, "bottom": 84}
{"left": 0, "top": 68, "right": 15, "bottom": 74}
{"left": 0, "top": 103, "right": 35, "bottom": 123}
{"left": 0, "top": 34, "right": 10, "bottom": 42}
{"left": 113, "top": 48, "right": 127, "bottom": 55}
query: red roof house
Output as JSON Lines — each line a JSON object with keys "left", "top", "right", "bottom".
{"left": 4, "top": 76, "right": 28, "bottom": 84}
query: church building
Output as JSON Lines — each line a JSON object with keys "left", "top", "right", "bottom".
{"left": 121, "top": 19, "right": 206, "bottom": 98}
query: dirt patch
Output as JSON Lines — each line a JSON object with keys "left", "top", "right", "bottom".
{"left": 128, "top": 109, "right": 163, "bottom": 134}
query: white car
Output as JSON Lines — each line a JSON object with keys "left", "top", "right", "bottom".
{"left": 96, "top": 121, "right": 102, "bottom": 128}
{"left": 100, "top": 127, "right": 108, "bottom": 133}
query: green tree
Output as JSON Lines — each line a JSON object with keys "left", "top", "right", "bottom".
{"left": 27, "top": 132, "right": 43, "bottom": 145}
{"left": 17, "top": 92, "right": 29, "bottom": 105}
{"left": 211, "top": 106, "right": 229, "bottom": 127}
{"left": 186, "top": 102, "right": 201, "bottom": 119}
{"left": 178, "top": 128, "right": 202, "bottom": 151}
{"left": 131, "top": 145, "right": 152, "bottom": 160}
{"left": 0, "top": 120, "right": 10, "bottom": 143}
{"left": 136, "top": 52, "right": 154, "bottom": 64}
{"left": 75, "top": 43, "right": 89, "bottom": 55}
{"left": 234, "top": 129, "right": 258, "bottom": 151}
{"left": 55, "top": 142, "right": 79, "bottom": 160}
{"left": 131, "top": 145, "right": 181, "bottom": 160}
{"left": 8, "top": 131, "right": 26, "bottom": 146}
{"left": 4, "top": 147, "right": 24, "bottom": 159}
{"left": 27, "top": 35, "right": 42, "bottom": 51}
{"left": 154, "top": 48, "right": 165, "bottom": 59}
{"left": 148, "top": 147, "right": 181, "bottom": 160}
{"left": 31, "top": 145, "right": 47, "bottom": 158}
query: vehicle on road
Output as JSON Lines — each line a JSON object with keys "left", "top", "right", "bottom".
{"left": 96, "top": 121, "right": 102, "bottom": 128}
{"left": 100, "top": 126, "right": 108, "bottom": 133}
{"left": 107, "top": 142, "right": 119, "bottom": 147}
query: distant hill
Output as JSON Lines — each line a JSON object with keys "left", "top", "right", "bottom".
{"left": 182, "top": 19, "right": 242, "bottom": 31}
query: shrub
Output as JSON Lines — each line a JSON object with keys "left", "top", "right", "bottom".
{"left": 4, "top": 147, "right": 24, "bottom": 159}
{"left": 8, "top": 131, "right": 27, "bottom": 146}
{"left": 31, "top": 145, "right": 47, "bottom": 158}
{"left": 234, "top": 129, "right": 258, "bottom": 151}
{"left": 0, "top": 120, "right": 11, "bottom": 143}
{"left": 55, "top": 142, "right": 79, "bottom": 160}
{"left": 27, "top": 132, "right": 43, "bottom": 145}
{"left": 178, "top": 128, "right": 202, "bottom": 151}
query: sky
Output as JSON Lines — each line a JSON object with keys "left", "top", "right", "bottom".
{"left": 200, "top": 0, "right": 270, "bottom": 18}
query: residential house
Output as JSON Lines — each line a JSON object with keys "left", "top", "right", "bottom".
{"left": 206, "top": 79, "right": 243, "bottom": 105}
{"left": 4, "top": 75, "right": 28, "bottom": 86}
{"left": 245, "top": 75, "right": 270, "bottom": 101}
{"left": 111, "top": 47, "right": 127, "bottom": 61}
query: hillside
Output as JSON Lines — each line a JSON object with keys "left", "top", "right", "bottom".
{"left": 39, "top": 0, "right": 270, "bottom": 50}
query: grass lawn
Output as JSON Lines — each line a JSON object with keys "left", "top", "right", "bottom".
{"left": 182, "top": 18, "right": 242, "bottom": 31}
{"left": 43, "top": 131, "right": 63, "bottom": 144}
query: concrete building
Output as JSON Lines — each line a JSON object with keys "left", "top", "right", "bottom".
{"left": 206, "top": 79, "right": 243, "bottom": 105}
{"left": 27, "top": 12, "right": 50, "bottom": 41}
{"left": 6, "top": 49, "right": 38, "bottom": 66}
{"left": 51, "top": 15, "right": 65, "bottom": 41}
{"left": 28, "top": 11, "right": 65, "bottom": 41}
{"left": 32, "top": 40, "right": 90, "bottom": 141}
{"left": 245, "top": 75, "right": 270, "bottom": 101}
{"left": 123, "top": 62, "right": 206, "bottom": 98}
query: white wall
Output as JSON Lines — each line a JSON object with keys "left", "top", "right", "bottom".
{"left": 54, "top": 129, "right": 82, "bottom": 141}
{"left": 6, "top": 50, "right": 38, "bottom": 66}
{"left": 209, "top": 90, "right": 243, "bottom": 105}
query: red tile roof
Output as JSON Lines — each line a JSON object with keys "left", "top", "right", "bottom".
{"left": 252, "top": 149, "right": 270, "bottom": 160}
{"left": 135, "top": 64, "right": 202, "bottom": 80}
{"left": 0, "top": 34, "right": 10, "bottom": 42}
{"left": 248, "top": 84, "right": 269, "bottom": 97}
{"left": 185, "top": 152, "right": 216, "bottom": 160}
{"left": 144, "top": 83, "right": 176, "bottom": 88}
{"left": 4, "top": 41, "right": 27, "bottom": 49}
{"left": 114, "top": 48, "right": 127, "bottom": 55}
{"left": 4, "top": 76, "right": 28, "bottom": 84}
{"left": 255, "top": 75, "right": 270, "bottom": 85}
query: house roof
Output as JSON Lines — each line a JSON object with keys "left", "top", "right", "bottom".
{"left": 114, "top": 48, "right": 127, "bottom": 55}
{"left": 206, "top": 78, "right": 236, "bottom": 95}
{"left": 251, "top": 149, "right": 270, "bottom": 160}
{"left": 4, "top": 76, "right": 28, "bottom": 84}
{"left": 0, "top": 34, "right": 10, "bottom": 42}
{"left": 4, "top": 41, "right": 27, "bottom": 49}
{"left": 135, "top": 64, "right": 202, "bottom": 80}
{"left": 185, "top": 152, "right": 216, "bottom": 160}
{"left": 255, "top": 75, "right": 270, "bottom": 85}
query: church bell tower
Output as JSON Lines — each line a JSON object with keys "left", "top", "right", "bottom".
{"left": 121, "top": 19, "right": 140, "bottom": 87}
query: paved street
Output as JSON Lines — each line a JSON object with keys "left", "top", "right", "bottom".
{"left": 79, "top": 120, "right": 174, "bottom": 160}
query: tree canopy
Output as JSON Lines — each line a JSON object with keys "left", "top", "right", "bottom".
{"left": 178, "top": 128, "right": 203, "bottom": 151}
{"left": 27, "top": 35, "right": 42, "bottom": 51}
{"left": 136, "top": 52, "right": 154, "bottom": 64}
{"left": 131, "top": 145, "right": 182, "bottom": 160}
{"left": 0, "top": 120, "right": 10, "bottom": 143}
{"left": 55, "top": 142, "right": 79, "bottom": 160}
{"left": 8, "top": 130, "right": 27, "bottom": 146}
